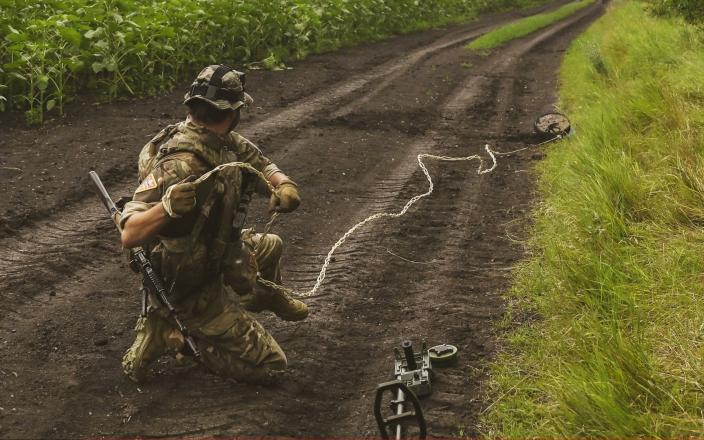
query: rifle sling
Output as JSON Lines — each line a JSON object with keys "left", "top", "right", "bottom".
{"left": 166, "top": 179, "right": 220, "bottom": 299}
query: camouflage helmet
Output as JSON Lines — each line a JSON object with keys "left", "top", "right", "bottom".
{"left": 184, "top": 64, "right": 254, "bottom": 111}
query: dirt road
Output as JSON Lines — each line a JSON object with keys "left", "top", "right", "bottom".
{"left": 0, "top": 1, "right": 604, "bottom": 437}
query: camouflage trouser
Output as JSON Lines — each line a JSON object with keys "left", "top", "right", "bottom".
{"left": 242, "top": 230, "right": 283, "bottom": 287}
{"left": 122, "top": 233, "right": 286, "bottom": 383}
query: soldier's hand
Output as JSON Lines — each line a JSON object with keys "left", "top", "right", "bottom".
{"left": 162, "top": 175, "right": 197, "bottom": 218}
{"left": 269, "top": 182, "right": 300, "bottom": 213}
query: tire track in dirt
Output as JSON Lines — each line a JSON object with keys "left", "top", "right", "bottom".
{"left": 0, "top": 2, "right": 603, "bottom": 437}
{"left": 103, "top": 2, "right": 602, "bottom": 436}
{"left": 247, "top": 0, "right": 572, "bottom": 138}
{"left": 0, "top": 1, "right": 568, "bottom": 319}
{"left": 0, "top": 17, "right": 497, "bottom": 437}
{"left": 0, "top": 0, "right": 564, "bottom": 239}
{"left": 258, "top": 3, "right": 605, "bottom": 436}
{"left": 342, "top": 6, "right": 606, "bottom": 435}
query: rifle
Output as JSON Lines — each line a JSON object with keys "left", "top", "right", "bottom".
{"left": 89, "top": 171, "right": 201, "bottom": 358}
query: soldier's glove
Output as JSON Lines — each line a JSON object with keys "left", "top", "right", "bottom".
{"left": 269, "top": 181, "right": 300, "bottom": 213}
{"left": 162, "top": 175, "right": 197, "bottom": 218}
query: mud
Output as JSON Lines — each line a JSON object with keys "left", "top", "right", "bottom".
{"left": 0, "top": 1, "right": 604, "bottom": 437}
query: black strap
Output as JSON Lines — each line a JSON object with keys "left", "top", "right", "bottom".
{"left": 166, "top": 175, "right": 220, "bottom": 300}
{"left": 188, "top": 84, "right": 243, "bottom": 102}
{"left": 209, "top": 64, "right": 231, "bottom": 88}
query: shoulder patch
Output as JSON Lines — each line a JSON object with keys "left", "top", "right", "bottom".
{"left": 136, "top": 173, "right": 158, "bottom": 193}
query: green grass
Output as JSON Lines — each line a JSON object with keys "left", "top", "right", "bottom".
{"left": 467, "top": 0, "right": 594, "bottom": 51}
{"left": 648, "top": 0, "right": 704, "bottom": 23}
{"left": 480, "top": 1, "right": 704, "bottom": 437}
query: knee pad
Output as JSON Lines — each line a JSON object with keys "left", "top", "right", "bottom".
{"left": 269, "top": 234, "right": 283, "bottom": 254}
{"left": 261, "top": 234, "right": 283, "bottom": 261}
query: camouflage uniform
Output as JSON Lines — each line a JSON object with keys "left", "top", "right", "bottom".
{"left": 119, "top": 116, "right": 292, "bottom": 383}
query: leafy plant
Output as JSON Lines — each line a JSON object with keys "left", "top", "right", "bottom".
{"left": 647, "top": 0, "right": 704, "bottom": 23}
{"left": 0, "top": 0, "right": 549, "bottom": 124}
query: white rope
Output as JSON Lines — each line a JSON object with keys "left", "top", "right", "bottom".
{"left": 195, "top": 161, "right": 276, "bottom": 193}
{"left": 197, "top": 143, "right": 532, "bottom": 299}
{"left": 292, "top": 144, "right": 498, "bottom": 298}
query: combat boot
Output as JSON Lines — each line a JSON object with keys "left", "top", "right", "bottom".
{"left": 240, "top": 288, "right": 308, "bottom": 322}
{"left": 122, "top": 315, "right": 185, "bottom": 383}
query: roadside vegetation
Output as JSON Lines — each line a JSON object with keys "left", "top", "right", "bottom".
{"left": 481, "top": 0, "right": 704, "bottom": 436}
{"left": 648, "top": 0, "right": 704, "bottom": 23}
{"left": 0, "top": 0, "right": 547, "bottom": 124}
{"left": 467, "top": 0, "right": 593, "bottom": 51}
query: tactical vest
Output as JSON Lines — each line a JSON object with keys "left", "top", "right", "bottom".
{"left": 138, "top": 123, "right": 180, "bottom": 182}
{"left": 141, "top": 122, "right": 258, "bottom": 298}
{"left": 139, "top": 122, "right": 236, "bottom": 179}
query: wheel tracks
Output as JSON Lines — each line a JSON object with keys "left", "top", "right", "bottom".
{"left": 267, "top": 2, "right": 606, "bottom": 435}
{"left": 0, "top": 2, "right": 604, "bottom": 438}
{"left": 0, "top": 3, "right": 569, "bottom": 317}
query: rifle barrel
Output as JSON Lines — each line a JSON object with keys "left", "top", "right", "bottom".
{"left": 89, "top": 171, "right": 122, "bottom": 230}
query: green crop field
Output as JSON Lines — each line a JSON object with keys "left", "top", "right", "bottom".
{"left": 481, "top": 0, "right": 704, "bottom": 436}
{"left": 0, "top": 0, "right": 547, "bottom": 124}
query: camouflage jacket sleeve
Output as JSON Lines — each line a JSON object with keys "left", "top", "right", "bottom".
{"left": 230, "top": 133, "right": 283, "bottom": 194}
{"left": 230, "top": 132, "right": 268, "bottom": 170}
{"left": 119, "top": 152, "right": 208, "bottom": 229}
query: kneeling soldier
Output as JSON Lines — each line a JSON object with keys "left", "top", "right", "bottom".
{"left": 119, "top": 65, "right": 308, "bottom": 383}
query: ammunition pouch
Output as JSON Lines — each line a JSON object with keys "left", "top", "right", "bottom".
{"left": 222, "top": 240, "right": 258, "bottom": 295}
{"left": 153, "top": 236, "right": 212, "bottom": 300}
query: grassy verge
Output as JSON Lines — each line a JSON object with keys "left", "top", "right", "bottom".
{"left": 0, "top": 0, "right": 548, "bottom": 124}
{"left": 467, "top": 0, "right": 594, "bottom": 51}
{"left": 480, "top": 1, "right": 704, "bottom": 436}
{"left": 648, "top": 0, "right": 704, "bottom": 23}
